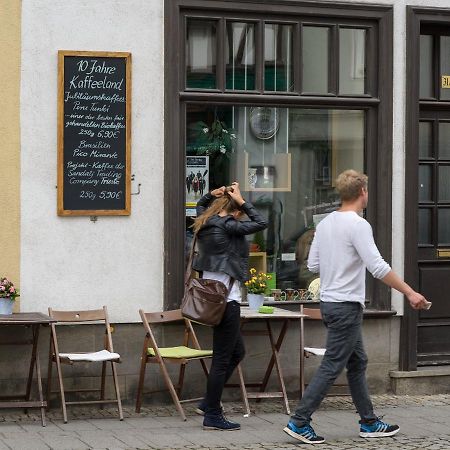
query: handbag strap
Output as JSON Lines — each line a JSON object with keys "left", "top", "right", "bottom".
{"left": 184, "top": 233, "right": 197, "bottom": 287}
{"left": 184, "top": 233, "right": 235, "bottom": 294}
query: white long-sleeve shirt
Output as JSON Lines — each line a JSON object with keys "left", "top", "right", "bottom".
{"left": 307, "top": 211, "right": 391, "bottom": 307}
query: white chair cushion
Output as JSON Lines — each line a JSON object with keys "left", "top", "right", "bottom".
{"left": 304, "top": 347, "right": 326, "bottom": 356}
{"left": 59, "top": 349, "right": 120, "bottom": 362}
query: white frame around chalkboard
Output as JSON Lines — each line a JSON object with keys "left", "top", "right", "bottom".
{"left": 57, "top": 50, "right": 132, "bottom": 216}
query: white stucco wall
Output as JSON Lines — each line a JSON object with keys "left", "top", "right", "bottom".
{"left": 20, "top": 0, "right": 164, "bottom": 322}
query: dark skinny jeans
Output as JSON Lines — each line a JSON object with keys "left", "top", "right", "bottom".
{"left": 204, "top": 301, "right": 245, "bottom": 417}
{"left": 291, "top": 301, "right": 377, "bottom": 427}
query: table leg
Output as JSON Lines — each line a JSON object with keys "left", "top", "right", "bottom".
{"left": 236, "top": 364, "right": 251, "bottom": 417}
{"left": 24, "top": 325, "right": 46, "bottom": 426}
{"left": 265, "top": 320, "right": 290, "bottom": 414}
{"left": 299, "top": 305, "right": 305, "bottom": 398}
{"left": 25, "top": 325, "right": 38, "bottom": 403}
{"left": 33, "top": 326, "right": 46, "bottom": 426}
{"left": 259, "top": 320, "right": 289, "bottom": 394}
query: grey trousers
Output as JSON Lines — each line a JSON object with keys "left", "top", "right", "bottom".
{"left": 291, "top": 301, "right": 377, "bottom": 427}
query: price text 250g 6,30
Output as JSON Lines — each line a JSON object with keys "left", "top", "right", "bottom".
{"left": 80, "top": 190, "right": 122, "bottom": 201}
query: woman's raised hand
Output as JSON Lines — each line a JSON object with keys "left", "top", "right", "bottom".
{"left": 228, "top": 182, "right": 245, "bottom": 206}
{"left": 211, "top": 186, "right": 226, "bottom": 197}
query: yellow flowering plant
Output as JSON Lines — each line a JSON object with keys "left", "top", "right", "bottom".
{"left": 245, "top": 268, "right": 272, "bottom": 294}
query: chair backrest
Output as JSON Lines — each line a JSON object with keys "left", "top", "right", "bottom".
{"left": 139, "top": 309, "right": 202, "bottom": 352}
{"left": 48, "top": 308, "right": 107, "bottom": 322}
{"left": 48, "top": 306, "right": 114, "bottom": 352}
{"left": 303, "top": 307, "right": 322, "bottom": 321}
{"left": 141, "top": 309, "right": 184, "bottom": 325}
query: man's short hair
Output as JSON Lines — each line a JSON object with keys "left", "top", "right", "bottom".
{"left": 335, "top": 170, "right": 368, "bottom": 202}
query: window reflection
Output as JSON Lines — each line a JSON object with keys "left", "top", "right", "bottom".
{"left": 186, "top": 19, "right": 217, "bottom": 89}
{"left": 339, "top": 28, "right": 366, "bottom": 95}
{"left": 440, "top": 36, "right": 450, "bottom": 100}
{"left": 438, "top": 209, "right": 450, "bottom": 245}
{"left": 226, "top": 22, "right": 255, "bottom": 90}
{"left": 419, "top": 121, "right": 433, "bottom": 158}
{"left": 439, "top": 122, "right": 450, "bottom": 159}
{"left": 186, "top": 105, "right": 364, "bottom": 290}
{"left": 302, "top": 26, "right": 330, "bottom": 93}
{"left": 418, "top": 208, "right": 432, "bottom": 245}
{"left": 439, "top": 166, "right": 450, "bottom": 202}
{"left": 419, "top": 165, "right": 432, "bottom": 202}
{"left": 264, "top": 24, "right": 294, "bottom": 91}
{"left": 420, "top": 35, "right": 433, "bottom": 98}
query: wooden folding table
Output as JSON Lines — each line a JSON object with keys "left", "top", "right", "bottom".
{"left": 0, "top": 312, "right": 55, "bottom": 426}
{"left": 234, "top": 306, "right": 305, "bottom": 416}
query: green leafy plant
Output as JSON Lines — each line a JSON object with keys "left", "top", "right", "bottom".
{"left": 191, "top": 119, "right": 236, "bottom": 157}
{"left": 252, "top": 230, "right": 266, "bottom": 252}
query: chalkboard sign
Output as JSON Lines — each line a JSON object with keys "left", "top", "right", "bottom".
{"left": 57, "top": 51, "right": 131, "bottom": 215}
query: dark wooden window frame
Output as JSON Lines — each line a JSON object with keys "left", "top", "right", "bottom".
{"left": 165, "top": 0, "right": 393, "bottom": 311}
{"left": 404, "top": 6, "right": 450, "bottom": 371}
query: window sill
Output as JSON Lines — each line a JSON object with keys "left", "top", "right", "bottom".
{"left": 246, "top": 300, "right": 397, "bottom": 318}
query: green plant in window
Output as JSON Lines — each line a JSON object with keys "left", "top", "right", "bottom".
{"left": 252, "top": 230, "right": 266, "bottom": 252}
{"left": 191, "top": 119, "right": 236, "bottom": 158}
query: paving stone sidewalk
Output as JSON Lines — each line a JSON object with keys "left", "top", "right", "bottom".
{"left": 1, "top": 394, "right": 449, "bottom": 449}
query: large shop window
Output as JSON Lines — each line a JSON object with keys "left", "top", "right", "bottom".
{"left": 167, "top": 1, "right": 393, "bottom": 310}
{"left": 185, "top": 106, "right": 364, "bottom": 290}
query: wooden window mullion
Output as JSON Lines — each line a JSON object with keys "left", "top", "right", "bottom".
{"left": 330, "top": 25, "right": 339, "bottom": 95}
{"left": 255, "top": 19, "right": 264, "bottom": 92}
{"left": 434, "top": 33, "right": 440, "bottom": 100}
{"left": 217, "top": 18, "right": 225, "bottom": 92}
{"left": 294, "top": 22, "right": 301, "bottom": 93}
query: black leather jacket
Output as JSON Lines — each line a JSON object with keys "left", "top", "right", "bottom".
{"left": 192, "top": 193, "right": 268, "bottom": 281}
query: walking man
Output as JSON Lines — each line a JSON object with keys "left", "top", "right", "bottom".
{"left": 284, "top": 169, "right": 430, "bottom": 444}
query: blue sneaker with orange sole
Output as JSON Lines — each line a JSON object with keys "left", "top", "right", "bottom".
{"left": 283, "top": 421, "right": 325, "bottom": 444}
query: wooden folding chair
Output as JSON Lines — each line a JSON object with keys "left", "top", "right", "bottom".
{"left": 135, "top": 309, "right": 212, "bottom": 421}
{"left": 299, "top": 306, "right": 348, "bottom": 397}
{"left": 299, "top": 306, "right": 326, "bottom": 396}
{"left": 47, "top": 306, "right": 123, "bottom": 423}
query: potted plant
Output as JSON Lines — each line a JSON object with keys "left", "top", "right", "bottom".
{"left": 245, "top": 268, "right": 271, "bottom": 310}
{"left": 189, "top": 118, "right": 236, "bottom": 187}
{"left": 0, "top": 277, "right": 19, "bottom": 315}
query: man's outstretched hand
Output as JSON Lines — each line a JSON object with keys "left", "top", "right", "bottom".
{"left": 407, "top": 291, "right": 431, "bottom": 310}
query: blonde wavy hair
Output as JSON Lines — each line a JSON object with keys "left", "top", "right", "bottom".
{"left": 335, "top": 169, "right": 368, "bottom": 202}
{"left": 192, "top": 194, "right": 241, "bottom": 233}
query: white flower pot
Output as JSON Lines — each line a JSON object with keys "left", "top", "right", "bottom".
{"left": 247, "top": 293, "right": 264, "bottom": 311}
{"left": 0, "top": 298, "right": 14, "bottom": 315}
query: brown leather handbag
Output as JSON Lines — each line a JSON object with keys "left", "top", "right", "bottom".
{"left": 181, "top": 234, "right": 234, "bottom": 327}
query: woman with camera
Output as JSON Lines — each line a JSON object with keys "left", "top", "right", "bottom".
{"left": 192, "top": 181, "right": 268, "bottom": 431}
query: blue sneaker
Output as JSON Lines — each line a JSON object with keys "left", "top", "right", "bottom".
{"left": 359, "top": 418, "right": 400, "bottom": 438}
{"left": 283, "top": 421, "right": 325, "bottom": 444}
{"left": 203, "top": 413, "right": 240, "bottom": 431}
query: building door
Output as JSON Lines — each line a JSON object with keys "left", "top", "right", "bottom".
{"left": 405, "top": 17, "right": 450, "bottom": 368}
{"left": 417, "top": 110, "right": 450, "bottom": 365}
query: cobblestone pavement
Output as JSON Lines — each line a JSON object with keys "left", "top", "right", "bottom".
{"left": 0, "top": 394, "right": 449, "bottom": 449}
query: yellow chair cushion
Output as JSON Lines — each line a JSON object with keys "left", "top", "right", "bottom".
{"left": 147, "top": 346, "right": 213, "bottom": 359}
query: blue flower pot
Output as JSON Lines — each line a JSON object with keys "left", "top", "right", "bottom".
{"left": 0, "top": 298, "right": 14, "bottom": 315}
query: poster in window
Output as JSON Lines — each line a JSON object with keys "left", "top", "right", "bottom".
{"left": 186, "top": 156, "right": 209, "bottom": 208}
